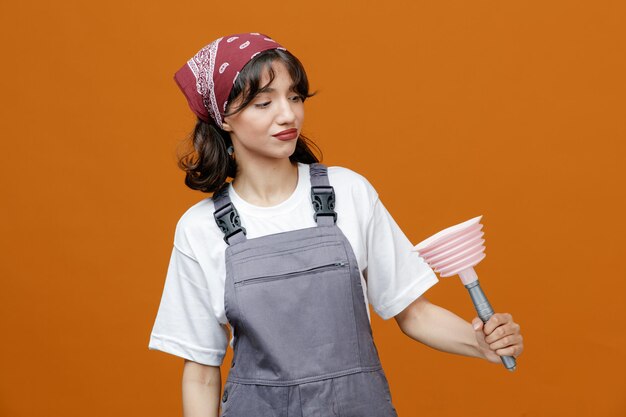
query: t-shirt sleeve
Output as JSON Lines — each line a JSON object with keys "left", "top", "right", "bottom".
{"left": 364, "top": 196, "right": 439, "bottom": 320}
{"left": 148, "top": 245, "right": 228, "bottom": 366}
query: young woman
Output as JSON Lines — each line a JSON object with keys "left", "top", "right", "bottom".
{"left": 149, "top": 32, "right": 524, "bottom": 417}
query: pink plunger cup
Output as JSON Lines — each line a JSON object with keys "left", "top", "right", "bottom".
{"left": 412, "top": 216, "right": 517, "bottom": 371}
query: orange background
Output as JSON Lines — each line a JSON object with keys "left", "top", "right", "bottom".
{"left": 1, "top": 1, "right": 624, "bottom": 416}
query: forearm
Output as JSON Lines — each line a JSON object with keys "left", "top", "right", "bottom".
{"left": 395, "top": 297, "right": 485, "bottom": 359}
{"left": 182, "top": 360, "right": 222, "bottom": 417}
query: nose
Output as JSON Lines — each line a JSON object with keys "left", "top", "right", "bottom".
{"left": 275, "top": 97, "right": 297, "bottom": 125}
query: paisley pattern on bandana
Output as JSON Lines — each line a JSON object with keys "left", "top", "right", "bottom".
{"left": 187, "top": 38, "right": 222, "bottom": 126}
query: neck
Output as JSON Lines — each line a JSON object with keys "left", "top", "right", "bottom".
{"left": 232, "top": 158, "right": 299, "bottom": 207}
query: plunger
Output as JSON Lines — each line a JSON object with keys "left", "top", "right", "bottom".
{"left": 412, "top": 216, "right": 517, "bottom": 372}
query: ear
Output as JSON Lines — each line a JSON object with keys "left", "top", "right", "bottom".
{"left": 221, "top": 119, "right": 233, "bottom": 132}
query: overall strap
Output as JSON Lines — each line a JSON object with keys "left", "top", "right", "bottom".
{"left": 212, "top": 182, "right": 247, "bottom": 245}
{"left": 309, "top": 163, "right": 337, "bottom": 227}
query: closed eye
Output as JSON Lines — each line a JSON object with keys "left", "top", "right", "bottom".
{"left": 254, "top": 96, "right": 302, "bottom": 108}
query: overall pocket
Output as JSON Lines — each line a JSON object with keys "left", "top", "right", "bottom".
{"left": 234, "top": 261, "right": 348, "bottom": 287}
{"left": 231, "top": 241, "right": 360, "bottom": 382}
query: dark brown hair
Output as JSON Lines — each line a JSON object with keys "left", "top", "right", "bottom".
{"left": 177, "top": 48, "right": 322, "bottom": 193}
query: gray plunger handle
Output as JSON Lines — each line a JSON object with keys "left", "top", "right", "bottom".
{"left": 465, "top": 280, "right": 517, "bottom": 372}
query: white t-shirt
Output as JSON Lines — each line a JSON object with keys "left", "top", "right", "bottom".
{"left": 149, "top": 162, "right": 438, "bottom": 366}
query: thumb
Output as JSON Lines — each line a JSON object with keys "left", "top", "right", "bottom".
{"left": 472, "top": 318, "right": 483, "bottom": 332}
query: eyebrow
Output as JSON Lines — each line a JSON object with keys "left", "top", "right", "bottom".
{"left": 257, "top": 85, "right": 297, "bottom": 94}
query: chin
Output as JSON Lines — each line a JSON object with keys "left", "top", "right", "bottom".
{"left": 277, "top": 144, "right": 298, "bottom": 158}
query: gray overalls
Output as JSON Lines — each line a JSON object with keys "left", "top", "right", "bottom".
{"left": 212, "top": 163, "right": 399, "bottom": 417}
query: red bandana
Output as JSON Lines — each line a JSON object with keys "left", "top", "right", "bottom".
{"left": 174, "top": 33, "right": 287, "bottom": 128}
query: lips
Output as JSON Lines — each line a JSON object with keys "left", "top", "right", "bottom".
{"left": 272, "top": 128, "right": 298, "bottom": 141}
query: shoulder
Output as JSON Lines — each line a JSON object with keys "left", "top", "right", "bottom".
{"left": 326, "top": 165, "right": 379, "bottom": 206}
{"left": 172, "top": 197, "right": 224, "bottom": 260}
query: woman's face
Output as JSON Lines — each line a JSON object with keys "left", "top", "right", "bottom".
{"left": 222, "top": 60, "right": 304, "bottom": 164}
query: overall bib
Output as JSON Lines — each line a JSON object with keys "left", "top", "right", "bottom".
{"left": 213, "top": 163, "right": 399, "bottom": 417}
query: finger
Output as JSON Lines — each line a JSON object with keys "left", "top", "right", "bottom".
{"left": 495, "top": 343, "right": 524, "bottom": 358}
{"left": 484, "top": 321, "right": 520, "bottom": 344}
{"left": 472, "top": 318, "right": 483, "bottom": 332}
{"left": 489, "top": 334, "right": 523, "bottom": 351}
{"left": 483, "top": 313, "right": 512, "bottom": 335}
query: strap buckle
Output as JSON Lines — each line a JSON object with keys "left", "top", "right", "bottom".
{"left": 213, "top": 203, "right": 247, "bottom": 244}
{"left": 311, "top": 186, "right": 337, "bottom": 223}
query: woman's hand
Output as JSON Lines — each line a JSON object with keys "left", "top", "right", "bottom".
{"left": 472, "top": 313, "right": 524, "bottom": 364}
